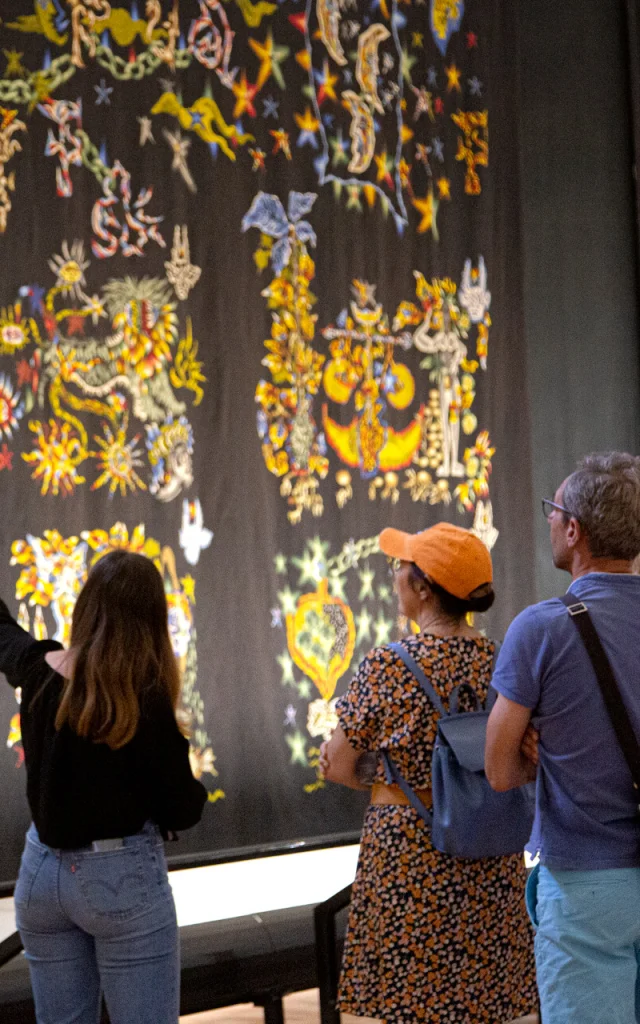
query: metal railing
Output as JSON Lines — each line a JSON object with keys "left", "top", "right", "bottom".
{"left": 314, "top": 884, "right": 352, "bottom": 1024}
{"left": 0, "top": 931, "right": 22, "bottom": 970}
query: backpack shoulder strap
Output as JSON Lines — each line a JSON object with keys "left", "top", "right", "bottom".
{"left": 560, "top": 593, "right": 640, "bottom": 796}
{"left": 485, "top": 639, "right": 502, "bottom": 711}
{"left": 381, "top": 751, "right": 434, "bottom": 826}
{"left": 389, "top": 641, "right": 447, "bottom": 718}
{"left": 450, "top": 639, "right": 503, "bottom": 714}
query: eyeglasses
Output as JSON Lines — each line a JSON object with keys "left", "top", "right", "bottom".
{"left": 541, "top": 498, "right": 573, "bottom": 521}
{"left": 387, "top": 557, "right": 430, "bottom": 584}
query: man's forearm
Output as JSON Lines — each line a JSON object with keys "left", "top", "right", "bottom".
{"left": 487, "top": 752, "right": 536, "bottom": 792}
{"left": 486, "top": 694, "right": 536, "bottom": 791}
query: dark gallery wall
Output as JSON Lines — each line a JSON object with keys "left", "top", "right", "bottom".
{"left": 517, "top": 0, "right": 640, "bottom": 601}
{"left": 627, "top": 0, "right": 640, "bottom": 275}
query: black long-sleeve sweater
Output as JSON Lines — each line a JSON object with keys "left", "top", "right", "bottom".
{"left": 0, "top": 599, "right": 207, "bottom": 849}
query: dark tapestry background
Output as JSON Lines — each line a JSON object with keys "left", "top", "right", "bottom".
{"left": 0, "top": 0, "right": 532, "bottom": 885}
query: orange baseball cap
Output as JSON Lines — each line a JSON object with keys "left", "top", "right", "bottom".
{"left": 379, "top": 522, "right": 493, "bottom": 599}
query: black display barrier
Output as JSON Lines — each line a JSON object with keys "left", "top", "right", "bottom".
{"left": 0, "top": 0, "right": 533, "bottom": 886}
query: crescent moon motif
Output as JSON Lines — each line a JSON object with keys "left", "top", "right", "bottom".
{"left": 343, "top": 90, "right": 376, "bottom": 174}
{"left": 323, "top": 360, "right": 357, "bottom": 405}
{"left": 356, "top": 23, "right": 391, "bottom": 115}
{"left": 322, "top": 407, "right": 424, "bottom": 474}
{"left": 385, "top": 362, "right": 416, "bottom": 411}
{"left": 317, "top": 0, "right": 348, "bottom": 66}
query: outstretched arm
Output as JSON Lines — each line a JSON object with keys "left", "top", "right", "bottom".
{"left": 0, "top": 599, "right": 42, "bottom": 687}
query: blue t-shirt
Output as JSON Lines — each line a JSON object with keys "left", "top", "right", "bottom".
{"left": 492, "top": 572, "right": 640, "bottom": 870}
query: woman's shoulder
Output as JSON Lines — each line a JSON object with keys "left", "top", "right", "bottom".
{"left": 354, "top": 634, "right": 496, "bottom": 681}
{"left": 10, "top": 643, "right": 64, "bottom": 721}
{"left": 16, "top": 641, "right": 64, "bottom": 687}
{"left": 402, "top": 632, "right": 496, "bottom": 653}
{"left": 354, "top": 639, "right": 431, "bottom": 682}
{"left": 356, "top": 643, "right": 404, "bottom": 674}
{"left": 348, "top": 644, "right": 405, "bottom": 694}
{"left": 391, "top": 633, "right": 497, "bottom": 676}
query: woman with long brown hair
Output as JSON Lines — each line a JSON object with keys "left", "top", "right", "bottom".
{"left": 1, "top": 550, "right": 207, "bottom": 1024}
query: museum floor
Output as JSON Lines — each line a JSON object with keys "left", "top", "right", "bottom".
{"left": 181, "top": 990, "right": 539, "bottom": 1023}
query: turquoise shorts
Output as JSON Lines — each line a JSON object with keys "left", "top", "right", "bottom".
{"left": 526, "top": 863, "right": 640, "bottom": 1024}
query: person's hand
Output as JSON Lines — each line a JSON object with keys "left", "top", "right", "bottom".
{"left": 319, "top": 740, "right": 330, "bottom": 779}
{"left": 520, "top": 724, "right": 539, "bottom": 767}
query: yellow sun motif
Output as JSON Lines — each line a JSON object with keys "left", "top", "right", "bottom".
{"left": 81, "top": 522, "right": 162, "bottom": 570}
{"left": 91, "top": 419, "right": 147, "bottom": 498}
{"left": 0, "top": 305, "right": 31, "bottom": 355}
{"left": 22, "top": 419, "right": 88, "bottom": 496}
{"left": 48, "top": 240, "right": 90, "bottom": 302}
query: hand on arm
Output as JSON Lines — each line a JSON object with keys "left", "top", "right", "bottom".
{"left": 320, "top": 650, "right": 380, "bottom": 790}
{"left": 520, "top": 723, "right": 540, "bottom": 766}
{"left": 485, "top": 695, "right": 536, "bottom": 791}
{"left": 319, "top": 725, "right": 370, "bottom": 791}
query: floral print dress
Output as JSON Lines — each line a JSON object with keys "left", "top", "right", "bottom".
{"left": 335, "top": 634, "right": 536, "bottom": 1024}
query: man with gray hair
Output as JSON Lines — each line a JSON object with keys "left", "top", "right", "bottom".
{"left": 485, "top": 452, "right": 640, "bottom": 1024}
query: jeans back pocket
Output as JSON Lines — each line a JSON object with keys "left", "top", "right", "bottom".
{"left": 76, "top": 845, "right": 150, "bottom": 921}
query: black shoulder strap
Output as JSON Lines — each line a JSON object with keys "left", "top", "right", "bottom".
{"left": 560, "top": 593, "right": 640, "bottom": 796}
{"left": 484, "top": 639, "right": 502, "bottom": 710}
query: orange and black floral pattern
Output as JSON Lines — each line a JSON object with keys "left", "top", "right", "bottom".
{"left": 335, "top": 634, "right": 536, "bottom": 1024}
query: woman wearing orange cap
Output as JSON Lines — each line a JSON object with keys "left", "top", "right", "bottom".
{"left": 320, "top": 523, "right": 536, "bottom": 1024}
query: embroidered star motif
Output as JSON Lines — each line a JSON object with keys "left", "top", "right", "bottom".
{"left": 94, "top": 78, "right": 113, "bottom": 105}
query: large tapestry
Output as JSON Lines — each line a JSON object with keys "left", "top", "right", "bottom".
{"left": 0, "top": 0, "right": 533, "bottom": 886}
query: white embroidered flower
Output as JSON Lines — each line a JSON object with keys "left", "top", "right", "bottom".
{"left": 307, "top": 697, "right": 339, "bottom": 741}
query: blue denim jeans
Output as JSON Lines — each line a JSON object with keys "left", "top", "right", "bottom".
{"left": 526, "top": 863, "right": 640, "bottom": 1024}
{"left": 15, "top": 822, "right": 179, "bottom": 1024}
